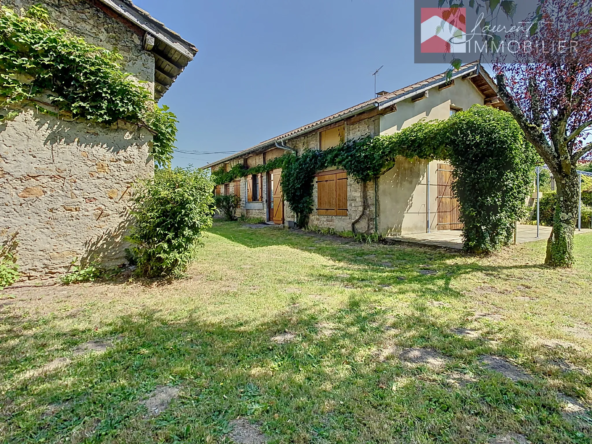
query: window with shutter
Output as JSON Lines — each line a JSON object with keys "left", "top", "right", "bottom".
{"left": 316, "top": 170, "right": 348, "bottom": 216}
{"left": 247, "top": 175, "right": 253, "bottom": 202}
{"left": 320, "top": 125, "right": 345, "bottom": 151}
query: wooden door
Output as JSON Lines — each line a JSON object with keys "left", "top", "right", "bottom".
{"left": 437, "top": 164, "right": 463, "bottom": 230}
{"left": 271, "top": 169, "right": 284, "bottom": 224}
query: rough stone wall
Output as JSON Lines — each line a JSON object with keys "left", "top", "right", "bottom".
{"left": 0, "top": 110, "right": 154, "bottom": 279}
{"left": 0, "top": 0, "right": 157, "bottom": 279}
{"left": 3, "top": 0, "right": 155, "bottom": 94}
{"left": 289, "top": 116, "right": 380, "bottom": 233}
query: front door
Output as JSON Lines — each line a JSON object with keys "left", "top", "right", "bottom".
{"left": 271, "top": 169, "right": 284, "bottom": 225}
{"left": 437, "top": 164, "right": 463, "bottom": 230}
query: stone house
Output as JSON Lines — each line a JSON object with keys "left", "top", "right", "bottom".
{"left": 0, "top": 0, "right": 197, "bottom": 279}
{"left": 208, "top": 62, "right": 507, "bottom": 236}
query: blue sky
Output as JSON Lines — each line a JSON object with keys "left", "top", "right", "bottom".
{"left": 134, "top": 0, "right": 464, "bottom": 168}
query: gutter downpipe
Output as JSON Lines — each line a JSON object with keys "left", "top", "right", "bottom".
{"left": 275, "top": 141, "right": 298, "bottom": 154}
{"left": 427, "top": 164, "right": 431, "bottom": 233}
{"left": 374, "top": 178, "right": 379, "bottom": 234}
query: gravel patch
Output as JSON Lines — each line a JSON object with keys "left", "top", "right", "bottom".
{"left": 73, "top": 340, "right": 113, "bottom": 355}
{"left": 271, "top": 332, "right": 296, "bottom": 344}
{"left": 399, "top": 348, "right": 449, "bottom": 369}
{"left": 228, "top": 418, "right": 268, "bottom": 444}
{"left": 488, "top": 434, "right": 530, "bottom": 444}
{"left": 480, "top": 356, "right": 532, "bottom": 382}
{"left": 141, "top": 386, "right": 180, "bottom": 417}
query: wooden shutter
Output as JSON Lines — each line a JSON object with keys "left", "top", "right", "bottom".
{"left": 336, "top": 171, "right": 348, "bottom": 216}
{"left": 234, "top": 180, "right": 241, "bottom": 200}
{"left": 247, "top": 175, "right": 253, "bottom": 202}
{"left": 437, "top": 164, "right": 463, "bottom": 230}
{"left": 317, "top": 170, "right": 348, "bottom": 216}
{"left": 215, "top": 185, "right": 221, "bottom": 196}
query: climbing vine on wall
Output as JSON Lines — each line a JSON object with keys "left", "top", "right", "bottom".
{"left": 280, "top": 106, "right": 535, "bottom": 253}
{"left": 0, "top": 5, "right": 178, "bottom": 167}
{"left": 211, "top": 154, "right": 290, "bottom": 185}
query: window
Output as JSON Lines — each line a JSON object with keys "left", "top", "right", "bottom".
{"left": 450, "top": 107, "right": 462, "bottom": 116}
{"left": 247, "top": 174, "right": 262, "bottom": 202}
{"left": 316, "top": 170, "right": 348, "bottom": 216}
{"left": 320, "top": 125, "right": 345, "bottom": 151}
{"left": 224, "top": 183, "right": 230, "bottom": 195}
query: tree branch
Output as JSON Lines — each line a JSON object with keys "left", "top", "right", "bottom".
{"left": 496, "top": 74, "right": 558, "bottom": 168}
{"left": 574, "top": 142, "right": 592, "bottom": 163}
{"left": 567, "top": 120, "right": 592, "bottom": 143}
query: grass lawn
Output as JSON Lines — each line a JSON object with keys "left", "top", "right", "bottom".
{"left": 1, "top": 221, "right": 592, "bottom": 443}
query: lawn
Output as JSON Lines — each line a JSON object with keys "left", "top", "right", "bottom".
{"left": 1, "top": 221, "right": 591, "bottom": 443}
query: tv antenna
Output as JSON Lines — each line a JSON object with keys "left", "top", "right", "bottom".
{"left": 372, "top": 65, "right": 384, "bottom": 97}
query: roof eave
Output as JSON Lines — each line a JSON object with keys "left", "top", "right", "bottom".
{"left": 204, "top": 102, "right": 379, "bottom": 169}
{"left": 378, "top": 64, "right": 479, "bottom": 110}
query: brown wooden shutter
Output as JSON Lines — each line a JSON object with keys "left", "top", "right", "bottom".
{"left": 336, "top": 171, "right": 348, "bottom": 216}
{"left": 316, "top": 170, "right": 347, "bottom": 216}
{"left": 234, "top": 180, "right": 241, "bottom": 201}
{"left": 247, "top": 175, "right": 253, "bottom": 202}
{"left": 215, "top": 185, "right": 221, "bottom": 196}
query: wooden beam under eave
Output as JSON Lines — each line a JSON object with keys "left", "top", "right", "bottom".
{"left": 155, "top": 68, "right": 175, "bottom": 86}
{"left": 411, "top": 91, "right": 428, "bottom": 103}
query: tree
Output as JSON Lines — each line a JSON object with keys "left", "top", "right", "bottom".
{"left": 493, "top": 0, "right": 592, "bottom": 267}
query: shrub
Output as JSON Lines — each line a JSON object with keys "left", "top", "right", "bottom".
{"left": 533, "top": 192, "right": 592, "bottom": 228}
{"left": 0, "top": 234, "right": 19, "bottom": 289}
{"left": 446, "top": 106, "right": 538, "bottom": 254}
{"left": 61, "top": 262, "right": 105, "bottom": 285}
{"left": 215, "top": 194, "right": 241, "bottom": 221}
{"left": 128, "top": 168, "right": 214, "bottom": 278}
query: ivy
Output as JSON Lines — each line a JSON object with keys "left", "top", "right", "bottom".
{"left": 0, "top": 5, "right": 178, "bottom": 167}
{"left": 282, "top": 106, "right": 535, "bottom": 253}
{"left": 211, "top": 154, "right": 290, "bottom": 185}
{"left": 145, "top": 105, "right": 178, "bottom": 169}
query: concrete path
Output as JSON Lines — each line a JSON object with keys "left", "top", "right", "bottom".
{"left": 388, "top": 225, "right": 592, "bottom": 250}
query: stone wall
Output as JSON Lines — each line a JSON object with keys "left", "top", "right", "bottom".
{"left": 3, "top": 0, "right": 155, "bottom": 94}
{"left": 0, "top": 110, "right": 154, "bottom": 279}
{"left": 0, "top": 0, "right": 157, "bottom": 279}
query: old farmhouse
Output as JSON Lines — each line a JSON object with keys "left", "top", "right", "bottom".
{"left": 208, "top": 62, "right": 508, "bottom": 236}
{"left": 0, "top": 0, "right": 197, "bottom": 279}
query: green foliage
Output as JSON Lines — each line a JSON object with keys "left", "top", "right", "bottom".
{"left": 145, "top": 105, "right": 178, "bottom": 168}
{"left": 60, "top": 262, "right": 106, "bottom": 285}
{"left": 211, "top": 155, "right": 289, "bottom": 186}
{"left": 0, "top": 5, "right": 151, "bottom": 124}
{"left": 0, "top": 233, "right": 19, "bottom": 289}
{"left": 0, "top": 5, "right": 178, "bottom": 168}
{"left": 533, "top": 192, "right": 592, "bottom": 228}
{"left": 281, "top": 150, "right": 326, "bottom": 228}
{"left": 446, "top": 106, "right": 537, "bottom": 254}
{"left": 128, "top": 168, "right": 215, "bottom": 279}
{"left": 281, "top": 106, "right": 535, "bottom": 255}
{"left": 215, "top": 194, "right": 241, "bottom": 221}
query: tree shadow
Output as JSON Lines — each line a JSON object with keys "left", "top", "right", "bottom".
{"left": 1, "top": 295, "right": 589, "bottom": 443}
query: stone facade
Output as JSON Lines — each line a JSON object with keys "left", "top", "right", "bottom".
{"left": 215, "top": 115, "right": 380, "bottom": 233}
{"left": 0, "top": 111, "right": 154, "bottom": 279}
{"left": 0, "top": 0, "right": 158, "bottom": 278}
{"left": 3, "top": 0, "right": 155, "bottom": 94}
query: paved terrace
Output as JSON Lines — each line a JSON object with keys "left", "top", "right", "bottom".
{"left": 388, "top": 225, "right": 592, "bottom": 250}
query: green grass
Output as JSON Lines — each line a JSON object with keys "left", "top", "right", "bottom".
{"left": 1, "top": 221, "right": 591, "bottom": 443}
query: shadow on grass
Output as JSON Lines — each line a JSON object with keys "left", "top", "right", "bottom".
{"left": 1, "top": 295, "right": 590, "bottom": 444}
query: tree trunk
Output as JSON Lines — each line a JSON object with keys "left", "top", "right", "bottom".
{"left": 545, "top": 170, "right": 579, "bottom": 267}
